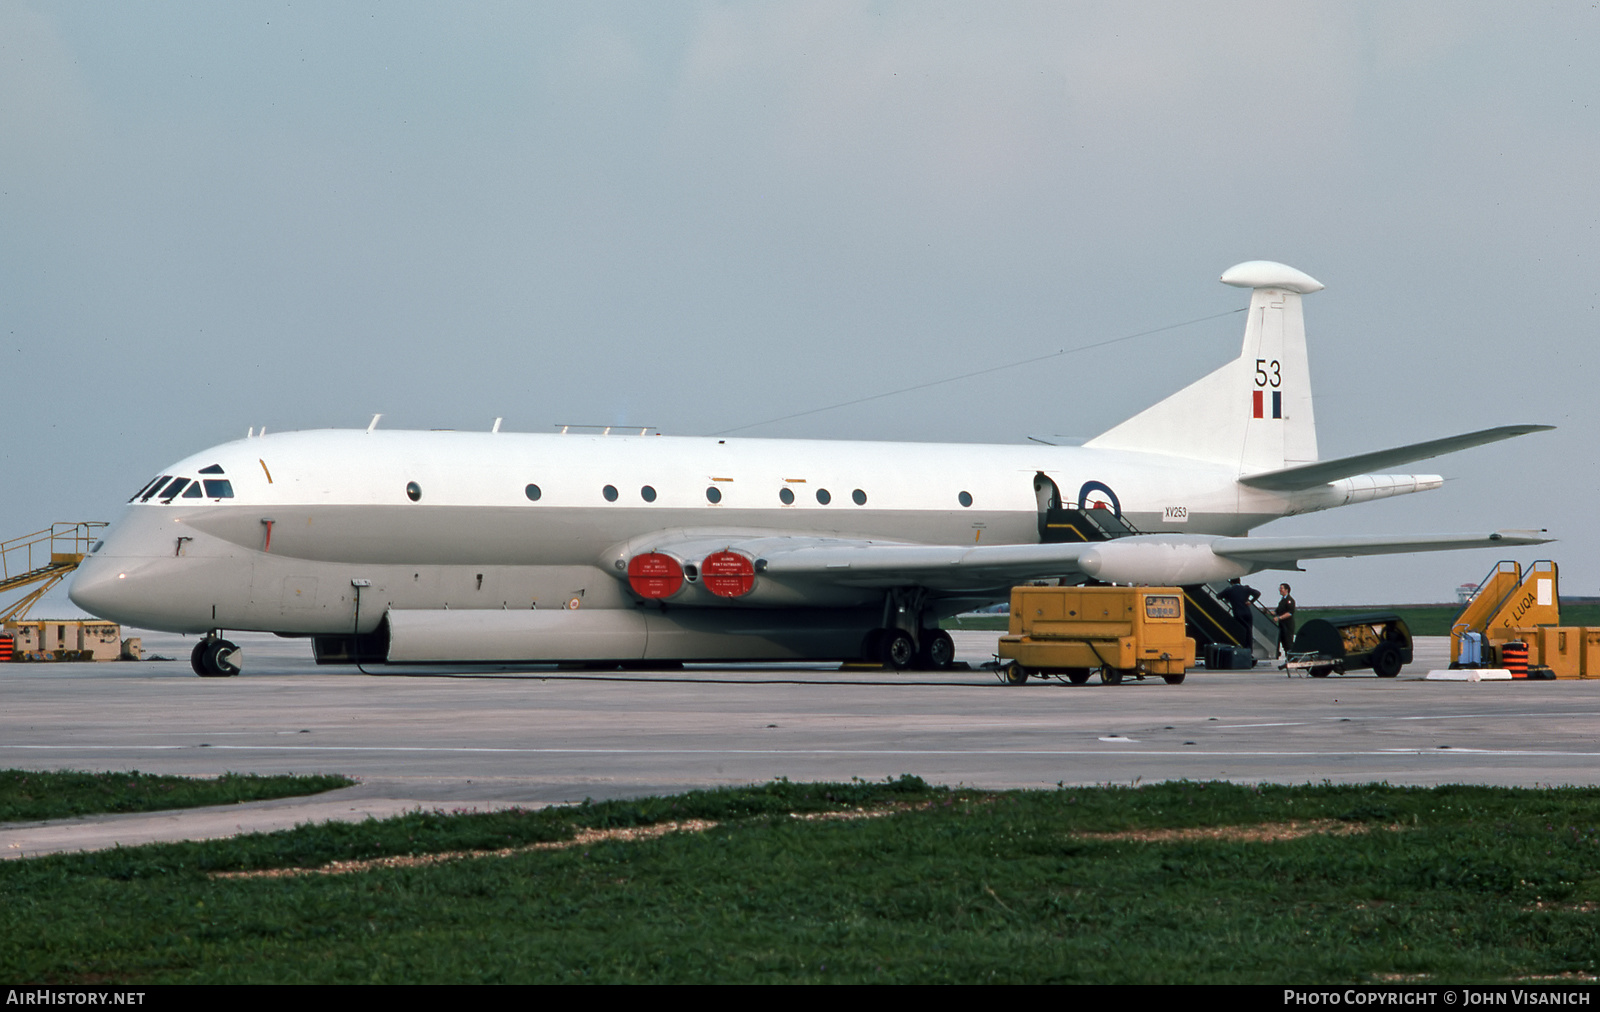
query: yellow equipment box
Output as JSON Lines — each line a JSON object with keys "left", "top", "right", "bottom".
{"left": 998, "top": 585, "right": 1196, "bottom": 685}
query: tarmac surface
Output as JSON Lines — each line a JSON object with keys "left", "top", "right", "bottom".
{"left": 4, "top": 629, "right": 1599, "bottom": 857}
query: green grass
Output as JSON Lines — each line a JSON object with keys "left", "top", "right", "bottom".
{"left": 944, "top": 614, "right": 1009, "bottom": 630}
{"left": 0, "top": 770, "right": 354, "bottom": 823}
{"left": 4, "top": 777, "right": 1600, "bottom": 983}
{"left": 1302, "top": 603, "right": 1600, "bottom": 636}
{"left": 1298, "top": 606, "right": 1467, "bottom": 637}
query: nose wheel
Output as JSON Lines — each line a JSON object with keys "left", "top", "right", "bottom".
{"left": 191, "top": 636, "right": 242, "bottom": 677}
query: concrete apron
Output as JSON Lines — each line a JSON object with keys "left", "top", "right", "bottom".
{"left": 2, "top": 784, "right": 534, "bottom": 860}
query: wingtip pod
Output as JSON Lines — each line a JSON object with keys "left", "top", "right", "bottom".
{"left": 1490, "top": 529, "right": 1554, "bottom": 545}
{"left": 1220, "top": 261, "right": 1324, "bottom": 294}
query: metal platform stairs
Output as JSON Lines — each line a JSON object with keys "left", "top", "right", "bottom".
{"left": 0, "top": 523, "right": 108, "bottom": 623}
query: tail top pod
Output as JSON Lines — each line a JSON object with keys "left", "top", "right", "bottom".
{"left": 1084, "top": 260, "right": 1322, "bottom": 475}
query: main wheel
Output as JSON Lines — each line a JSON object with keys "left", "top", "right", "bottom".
{"left": 190, "top": 641, "right": 209, "bottom": 676}
{"left": 1370, "top": 643, "right": 1402, "bottom": 678}
{"left": 880, "top": 629, "right": 916, "bottom": 670}
{"left": 1101, "top": 667, "right": 1124, "bottom": 686}
{"left": 1065, "top": 668, "right": 1092, "bottom": 685}
{"left": 918, "top": 630, "right": 955, "bottom": 670}
{"left": 1003, "top": 662, "right": 1029, "bottom": 685}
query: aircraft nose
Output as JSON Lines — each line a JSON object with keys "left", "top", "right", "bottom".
{"left": 68, "top": 556, "right": 134, "bottom": 621}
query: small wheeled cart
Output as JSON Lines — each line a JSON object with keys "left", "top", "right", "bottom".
{"left": 1286, "top": 613, "right": 1413, "bottom": 678}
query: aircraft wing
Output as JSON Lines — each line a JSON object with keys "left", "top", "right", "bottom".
{"left": 614, "top": 528, "right": 1552, "bottom": 599}
{"left": 1210, "top": 529, "right": 1552, "bottom": 567}
{"left": 1238, "top": 425, "right": 1553, "bottom": 491}
{"left": 611, "top": 531, "right": 1099, "bottom": 592}
{"left": 756, "top": 539, "right": 1098, "bottom": 588}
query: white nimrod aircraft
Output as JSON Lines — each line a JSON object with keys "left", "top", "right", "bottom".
{"left": 70, "top": 261, "right": 1551, "bottom": 675}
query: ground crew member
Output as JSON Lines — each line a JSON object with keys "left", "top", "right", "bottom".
{"left": 1273, "top": 583, "right": 1297, "bottom": 664}
{"left": 1219, "top": 578, "right": 1261, "bottom": 634}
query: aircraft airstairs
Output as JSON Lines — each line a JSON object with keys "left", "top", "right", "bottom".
{"left": 0, "top": 523, "right": 107, "bottom": 623}
{"left": 1038, "top": 504, "right": 1276, "bottom": 662}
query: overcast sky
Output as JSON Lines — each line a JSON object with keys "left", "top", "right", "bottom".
{"left": 3, "top": 1, "right": 1595, "bottom": 609}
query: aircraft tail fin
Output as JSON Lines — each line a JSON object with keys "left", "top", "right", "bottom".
{"left": 1084, "top": 261, "right": 1322, "bottom": 473}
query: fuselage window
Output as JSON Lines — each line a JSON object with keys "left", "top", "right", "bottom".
{"left": 525, "top": 484, "right": 542, "bottom": 501}
{"left": 640, "top": 485, "right": 657, "bottom": 502}
{"left": 705, "top": 486, "right": 722, "bottom": 504}
{"left": 816, "top": 488, "right": 831, "bottom": 505}
{"left": 603, "top": 484, "right": 619, "bottom": 502}
{"left": 140, "top": 477, "right": 173, "bottom": 502}
{"left": 852, "top": 489, "right": 867, "bottom": 506}
{"left": 204, "top": 479, "right": 236, "bottom": 499}
{"left": 958, "top": 491, "right": 973, "bottom": 507}
{"left": 90, "top": 541, "right": 104, "bottom": 554}
{"left": 183, "top": 482, "right": 203, "bottom": 498}
{"left": 778, "top": 487, "right": 795, "bottom": 505}
{"left": 405, "top": 481, "right": 422, "bottom": 502}
{"left": 161, "top": 479, "right": 190, "bottom": 501}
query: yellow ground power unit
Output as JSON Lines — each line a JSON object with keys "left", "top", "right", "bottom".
{"left": 998, "top": 585, "right": 1196, "bottom": 685}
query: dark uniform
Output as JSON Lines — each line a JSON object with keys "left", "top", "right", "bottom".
{"left": 1219, "top": 581, "right": 1260, "bottom": 631}
{"left": 1274, "top": 590, "right": 1297, "bottom": 658}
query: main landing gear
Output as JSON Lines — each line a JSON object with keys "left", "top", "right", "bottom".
{"left": 862, "top": 627, "right": 955, "bottom": 670}
{"left": 191, "top": 634, "right": 242, "bottom": 677}
{"left": 862, "top": 589, "right": 957, "bottom": 671}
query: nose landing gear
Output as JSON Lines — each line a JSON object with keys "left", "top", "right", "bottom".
{"left": 191, "top": 634, "right": 242, "bottom": 677}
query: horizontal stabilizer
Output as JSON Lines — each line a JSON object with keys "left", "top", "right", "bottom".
{"left": 1211, "top": 530, "right": 1552, "bottom": 567}
{"left": 1238, "top": 425, "right": 1553, "bottom": 491}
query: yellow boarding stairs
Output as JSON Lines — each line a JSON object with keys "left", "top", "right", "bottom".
{"left": 0, "top": 523, "right": 108, "bottom": 624}
{"left": 1449, "top": 559, "right": 1559, "bottom": 667}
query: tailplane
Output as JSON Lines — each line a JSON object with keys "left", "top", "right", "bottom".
{"left": 1084, "top": 260, "right": 1321, "bottom": 474}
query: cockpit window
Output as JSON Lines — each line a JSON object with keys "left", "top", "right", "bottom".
{"left": 160, "top": 478, "right": 190, "bottom": 501}
{"left": 182, "top": 482, "right": 203, "bottom": 498}
{"left": 199, "top": 464, "right": 225, "bottom": 474}
{"left": 140, "top": 477, "right": 173, "bottom": 502}
{"left": 202, "top": 479, "right": 234, "bottom": 498}
{"left": 128, "top": 477, "right": 162, "bottom": 502}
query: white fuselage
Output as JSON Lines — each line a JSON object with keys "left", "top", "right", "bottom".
{"left": 68, "top": 428, "right": 1426, "bottom": 639}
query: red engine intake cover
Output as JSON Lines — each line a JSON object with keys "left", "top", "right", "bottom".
{"left": 627, "top": 553, "right": 684, "bottom": 599}
{"left": 701, "top": 550, "right": 755, "bottom": 598}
